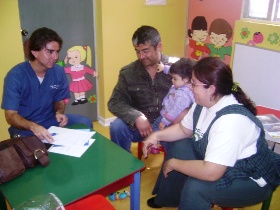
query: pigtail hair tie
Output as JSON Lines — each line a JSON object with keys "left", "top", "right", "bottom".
{"left": 231, "top": 82, "right": 239, "bottom": 92}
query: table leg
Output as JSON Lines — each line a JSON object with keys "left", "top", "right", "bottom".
{"left": 261, "top": 193, "right": 272, "bottom": 210}
{"left": 0, "top": 193, "right": 7, "bottom": 210}
{"left": 130, "top": 172, "right": 140, "bottom": 210}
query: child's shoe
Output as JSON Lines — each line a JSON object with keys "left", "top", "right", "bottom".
{"left": 150, "top": 147, "right": 160, "bottom": 154}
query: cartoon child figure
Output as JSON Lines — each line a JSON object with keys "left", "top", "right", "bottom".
{"left": 206, "top": 18, "right": 233, "bottom": 60}
{"left": 187, "top": 16, "right": 210, "bottom": 60}
{"left": 64, "top": 46, "right": 98, "bottom": 105}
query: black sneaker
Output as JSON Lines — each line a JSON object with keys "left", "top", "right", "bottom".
{"left": 147, "top": 197, "right": 162, "bottom": 208}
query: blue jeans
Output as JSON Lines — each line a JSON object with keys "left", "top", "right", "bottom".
{"left": 8, "top": 114, "right": 93, "bottom": 138}
{"left": 110, "top": 118, "right": 143, "bottom": 152}
{"left": 152, "top": 139, "right": 273, "bottom": 209}
{"left": 152, "top": 116, "right": 162, "bottom": 131}
{"left": 152, "top": 116, "right": 168, "bottom": 150}
{"left": 66, "top": 114, "right": 93, "bottom": 128}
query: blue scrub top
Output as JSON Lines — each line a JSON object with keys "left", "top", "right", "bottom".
{"left": 1, "top": 61, "right": 70, "bottom": 129}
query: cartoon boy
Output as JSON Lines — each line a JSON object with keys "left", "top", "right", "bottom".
{"left": 206, "top": 18, "right": 233, "bottom": 60}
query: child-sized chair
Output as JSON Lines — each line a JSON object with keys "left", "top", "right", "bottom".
{"left": 65, "top": 194, "right": 116, "bottom": 210}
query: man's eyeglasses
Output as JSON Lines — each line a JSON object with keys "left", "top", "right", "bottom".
{"left": 190, "top": 80, "right": 207, "bottom": 88}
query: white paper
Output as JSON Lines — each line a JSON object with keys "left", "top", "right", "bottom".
{"left": 257, "top": 114, "right": 280, "bottom": 139}
{"left": 257, "top": 114, "right": 280, "bottom": 144}
{"left": 45, "top": 126, "right": 95, "bottom": 147}
{"left": 48, "top": 138, "right": 95, "bottom": 157}
{"left": 145, "top": 0, "right": 166, "bottom": 5}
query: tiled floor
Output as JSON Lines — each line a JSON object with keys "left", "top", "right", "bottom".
{"left": 93, "top": 121, "right": 280, "bottom": 210}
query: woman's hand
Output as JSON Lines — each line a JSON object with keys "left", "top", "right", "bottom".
{"left": 163, "top": 158, "right": 176, "bottom": 178}
{"left": 142, "top": 132, "right": 159, "bottom": 158}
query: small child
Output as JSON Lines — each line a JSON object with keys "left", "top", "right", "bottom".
{"left": 151, "top": 58, "right": 195, "bottom": 153}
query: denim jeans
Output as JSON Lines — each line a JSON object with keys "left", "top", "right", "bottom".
{"left": 110, "top": 118, "right": 143, "bottom": 152}
{"left": 152, "top": 116, "right": 169, "bottom": 151}
{"left": 66, "top": 114, "right": 93, "bottom": 128}
{"left": 8, "top": 114, "right": 93, "bottom": 138}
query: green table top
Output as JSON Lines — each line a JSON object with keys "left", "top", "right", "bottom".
{"left": 0, "top": 127, "right": 145, "bottom": 207}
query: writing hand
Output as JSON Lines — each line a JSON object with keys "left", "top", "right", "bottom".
{"left": 31, "top": 124, "right": 54, "bottom": 143}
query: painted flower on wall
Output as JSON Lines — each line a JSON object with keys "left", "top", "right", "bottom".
{"left": 267, "top": 32, "right": 279, "bottom": 45}
{"left": 240, "top": 27, "right": 250, "bottom": 39}
{"left": 88, "top": 94, "right": 97, "bottom": 103}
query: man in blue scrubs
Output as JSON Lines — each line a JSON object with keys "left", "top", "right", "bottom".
{"left": 1, "top": 27, "right": 92, "bottom": 143}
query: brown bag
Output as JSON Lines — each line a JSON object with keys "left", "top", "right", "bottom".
{"left": 0, "top": 144, "right": 25, "bottom": 183}
{"left": 13, "top": 136, "right": 50, "bottom": 168}
{"left": 0, "top": 136, "right": 50, "bottom": 184}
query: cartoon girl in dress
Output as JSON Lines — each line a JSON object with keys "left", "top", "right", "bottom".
{"left": 64, "top": 46, "right": 98, "bottom": 105}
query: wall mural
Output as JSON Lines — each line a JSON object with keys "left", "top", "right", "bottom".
{"left": 187, "top": 17, "right": 233, "bottom": 61}
{"left": 240, "top": 26, "right": 279, "bottom": 48}
{"left": 187, "top": 16, "right": 210, "bottom": 60}
{"left": 57, "top": 46, "right": 98, "bottom": 106}
{"left": 206, "top": 18, "right": 233, "bottom": 60}
{"left": 186, "top": 0, "right": 243, "bottom": 65}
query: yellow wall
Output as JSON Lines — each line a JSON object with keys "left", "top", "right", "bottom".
{"left": 231, "top": 20, "right": 280, "bottom": 67}
{"left": 233, "top": 20, "right": 280, "bottom": 51}
{"left": 95, "top": 0, "right": 188, "bottom": 120}
{"left": 0, "top": 0, "right": 25, "bottom": 139}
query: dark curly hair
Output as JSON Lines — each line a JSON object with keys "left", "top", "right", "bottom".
{"left": 169, "top": 58, "right": 195, "bottom": 80}
{"left": 28, "top": 27, "right": 63, "bottom": 61}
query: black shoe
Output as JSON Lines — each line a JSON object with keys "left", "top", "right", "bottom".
{"left": 71, "top": 100, "right": 80, "bottom": 105}
{"left": 79, "top": 98, "right": 88, "bottom": 104}
{"left": 147, "top": 197, "right": 162, "bottom": 208}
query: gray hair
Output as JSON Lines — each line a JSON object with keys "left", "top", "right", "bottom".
{"left": 132, "top": 25, "right": 161, "bottom": 48}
